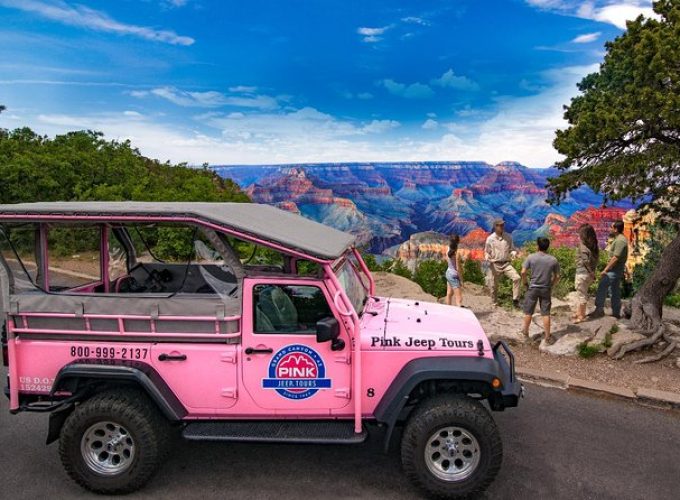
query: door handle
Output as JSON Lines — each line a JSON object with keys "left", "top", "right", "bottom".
{"left": 245, "top": 347, "right": 273, "bottom": 355}
{"left": 158, "top": 353, "right": 187, "bottom": 361}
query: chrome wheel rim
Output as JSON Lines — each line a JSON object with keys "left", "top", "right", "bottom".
{"left": 80, "top": 421, "right": 136, "bottom": 475}
{"left": 424, "top": 426, "right": 481, "bottom": 481}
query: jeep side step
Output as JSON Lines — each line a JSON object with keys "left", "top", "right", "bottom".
{"left": 182, "top": 420, "right": 368, "bottom": 444}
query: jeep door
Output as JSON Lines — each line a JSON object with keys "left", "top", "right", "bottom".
{"left": 241, "top": 278, "right": 352, "bottom": 411}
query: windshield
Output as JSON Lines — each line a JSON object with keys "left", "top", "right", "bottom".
{"left": 334, "top": 254, "right": 369, "bottom": 313}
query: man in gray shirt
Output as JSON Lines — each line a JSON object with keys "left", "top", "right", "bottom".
{"left": 521, "top": 237, "right": 560, "bottom": 343}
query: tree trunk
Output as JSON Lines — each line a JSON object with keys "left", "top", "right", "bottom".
{"left": 628, "top": 229, "right": 680, "bottom": 333}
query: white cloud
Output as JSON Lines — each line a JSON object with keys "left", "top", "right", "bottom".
{"left": 357, "top": 92, "right": 374, "bottom": 100}
{"left": 380, "top": 79, "right": 434, "bottom": 99}
{"left": 571, "top": 31, "right": 601, "bottom": 43}
{"left": 0, "top": 0, "right": 194, "bottom": 45}
{"left": 357, "top": 26, "right": 390, "bottom": 43}
{"left": 21, "top": 65, "right": 595, "bottom": 167}
{"left": 163, "top": 0, "right": 188, "bottom": 7}
{"left": 526, "top": 1, "right": 656, "bottom": 29}
{"left": 362, "top": 119, "right": 400, "bottom": 134}
{"left": 577, "top": 1, "right": 655, "bottom": 29}
{"left": 228, "top": 85, "right": 258, "bottom": 93}
{"left": 422, "top": 119, "right": 438, "bottom": 130}
{"left": 401, "top": 16, "right": 430, "bottom": 25}
{"left": 135, "top": 86, "right": 280, "bottom": 110}
{"left": 431, "top": 69, "right": 479, "bottom": 91}
{"left": 357, "top": 26, "right": 388, "bottom": 36}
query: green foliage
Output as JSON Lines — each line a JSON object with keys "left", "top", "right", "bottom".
{"left": 494, "top": 257, "right": 523, "bottom": 308}
{"left": 462, "top": 258, "right": 485, "bottom": 285}
{"left": 632, "top": 223, "right": 679, "bottom": 293}
{"left": 359, "top": 251, "right": 380, "bottom": 272}
{"left": 0, "top": 128, "right": 249, "bottom": 205}
{"left": 0, "top": 128, "right": 249, "bottom": 258}
{"left": 577, "top": 341, "right": 602, "bottom": 359}
{"left": 603, "top": 326, "right": 617, "bottom": 349}
{"left": 296, "top": 260, "right": 322, "bottom": 277}
{"left": 153, "top": 227, "right": 197, "bottom": 262}
{"left": 665, "top": 294, "right": 680, "bottom": 307}
{"left": 550, "top": 246, "right": 578, "bottom": 299}
{"left": 548, "top": 1, "right": 680, "bottom": 218}
{"left": 379, "top": 258, "right": 395, "bottom": 272}
{"left": 390, "top": 259, "right": 413, "bottom": 280}
{"left": 413, "top": 259, "right": 447, "bottom": 298}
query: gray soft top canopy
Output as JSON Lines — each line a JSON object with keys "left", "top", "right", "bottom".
{"left": 0, "top": 202, "right": 356, "bottom": 261}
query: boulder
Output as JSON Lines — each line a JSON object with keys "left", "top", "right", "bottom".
{"left": 606, "top": 326, "right": 646, "bottom": 357}
{"left": 564, "top": 291, "right": 581, "bottom": 310}
{"left": 539, "top": 330, "right": 593, "bottom": 356}
{"left": 581, "top": 316, "right": 618, "bottom": 345}
{"left": 550, "top": 296, "right": 572, "bottom": 315}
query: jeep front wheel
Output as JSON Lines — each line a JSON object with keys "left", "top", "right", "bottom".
{"left": 59, "top": 388, "right": 171, "bottom": 494}
{"left": 401, "top": 395, "right": 503, "bottom": 499}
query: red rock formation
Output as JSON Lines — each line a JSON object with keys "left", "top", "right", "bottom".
{"left": 549, "top": 207, "right": 629, "bottom": 248}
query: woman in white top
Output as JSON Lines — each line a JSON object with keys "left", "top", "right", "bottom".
{"left": 445, "top": 234, "right": 464, "bottom": 307}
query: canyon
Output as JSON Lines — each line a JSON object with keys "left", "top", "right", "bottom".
{"left": 213, "top": 162, "right": 632, "bottom": 256}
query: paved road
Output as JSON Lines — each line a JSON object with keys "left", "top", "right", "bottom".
{"left": 1, "top": 383, "right": 678, "bottom": 499}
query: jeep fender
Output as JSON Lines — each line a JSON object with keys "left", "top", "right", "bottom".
{"left": 47, "top": 361, "right": 187, "bottom": 444}
{"left": 373, "top": 356, "right": 504, "bottom": 452}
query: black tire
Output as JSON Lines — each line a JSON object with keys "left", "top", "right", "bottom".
{"left": 401, "top": 395, "right": 503, "bottom": 499}
{"left": 59, "top": 388, "right": 172, "bottom": 494}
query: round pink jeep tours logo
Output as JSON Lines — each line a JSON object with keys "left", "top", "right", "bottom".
{"left": 262, "top": 344, "right": 331, "bottom": 400}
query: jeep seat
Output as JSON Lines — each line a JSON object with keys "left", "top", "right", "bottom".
{"left": 257, "top": 286, "right": 298, "bottom": 332}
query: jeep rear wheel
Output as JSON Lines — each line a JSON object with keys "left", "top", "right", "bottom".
{"left": 59, "top": 388, "right": 172, "bottom": 494}
{"left": 401, "top": 395, "right": 502, "bottom": 499}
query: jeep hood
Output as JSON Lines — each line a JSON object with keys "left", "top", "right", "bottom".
{"left": 360, "top": 297, "right": 492, "bottom": 354}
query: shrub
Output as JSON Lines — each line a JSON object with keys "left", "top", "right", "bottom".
{"left": 414, "top": 259, "right": 447, "bottom": 298}
{"left": 577, "top": 341, "right": 602, "bottom": 358}
{"left": 462, "top": 258, "right": 485, "bottom": 285}
{"left": 360, "top": 251, "right": 380, "bottom": 272}
{"left": 632, "top": 224, "right": 678, "bottom": 295}
{"left": 494, "top": 257, "right": 524, "bottom": 308}
{"left": 390, "top": 259, "right": 413, "bottom": 280}
{"left": 665, "top": 294, "right": 680, "bottom": 308}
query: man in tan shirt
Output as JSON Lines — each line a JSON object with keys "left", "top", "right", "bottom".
{"left": 485, "top": 219, "right": 521, "bottom": 307}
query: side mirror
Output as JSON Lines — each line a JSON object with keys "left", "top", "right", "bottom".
{"left": 316, "top": 317, "right": 345, "bottom": 351}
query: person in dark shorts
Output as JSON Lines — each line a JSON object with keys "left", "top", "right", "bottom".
{"left": 521, "top": 237, "right": 560, "bottom": 343}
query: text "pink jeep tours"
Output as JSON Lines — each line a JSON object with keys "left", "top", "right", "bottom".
{"left": 0, "top": 202, "right": 521, "bottom": 498}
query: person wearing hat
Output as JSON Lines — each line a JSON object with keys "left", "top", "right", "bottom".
{"left": 484, "top": 219, "right": 521, "bottom": 307}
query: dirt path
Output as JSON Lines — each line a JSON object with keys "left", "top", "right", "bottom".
{"left": 373, "top": 272, "right": 680, "bottom": 395}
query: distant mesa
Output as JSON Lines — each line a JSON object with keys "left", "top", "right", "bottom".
{"left": 213, "top": 161, "right": 633, "bottom": 256}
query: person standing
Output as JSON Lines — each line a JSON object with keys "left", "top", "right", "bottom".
{"left": 573, "top": 223, "right": 600, "bottom": 323}
{"left": 445, "top": 234, "right": 464, "bottom": 307}
{"left": 521, "top": 237, "right": 560, "bottom": 343}
{"left": 589, "top": 220, "right": 628, "bottom": 319}
{"left": 485, "top": 219, "right": 521, "bottom": 307}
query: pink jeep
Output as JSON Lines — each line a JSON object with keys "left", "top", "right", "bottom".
{"left": 0, "top": 202, "right": 521, "bottom": 498}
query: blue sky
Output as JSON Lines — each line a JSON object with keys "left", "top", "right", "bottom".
{"left": 0, "top": 0, "right": 656, "bottom": 167}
